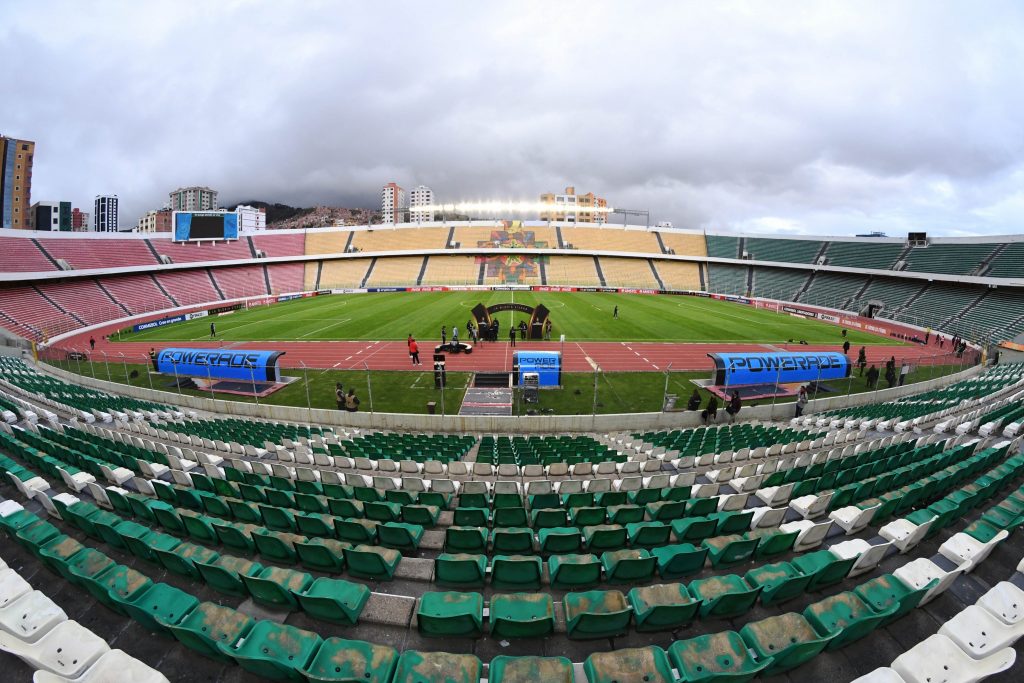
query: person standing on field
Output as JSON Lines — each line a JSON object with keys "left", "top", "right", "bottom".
{"left": 409, "top": 338, "right": 420, "bottom": 366}
{"left": 613, "top": 305, "right": 619, "bottom": 319}
{"left": 210, "top": 322, "right": 216, "bottom": 338}
{"left": 509, "top": 327, "right": 516, "bottom": 347}
{"left": 441, "top": 325, "right": 446, "bottom": 345}
{"left": 857, "top": 347, "right": 867, "bottom": 375}
{"left": 842, "top": 339, "right": 850, "bottom": 355}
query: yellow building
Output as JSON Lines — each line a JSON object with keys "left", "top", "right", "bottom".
{"left": 539, "top": 186, "right": 608, "bottom": 224}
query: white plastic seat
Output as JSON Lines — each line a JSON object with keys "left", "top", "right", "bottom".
{"left": 938, "top": 531, "right": 1009, "bottom": 573}
{"left": 894, "top": 557, "right": 968, "bottom": 606}
{"left": 754, "top": 483, "right": 793, "bottom": 507}
{"left": 377, "top": 459, "right": 398, "bottom": 473}
{"left": 829, "top": 539, "right": 891, "bottom": 577}
{"left": 497, "top": 464, "right": 520, "bottom": 478}
{"left": 780, "top": 519, "right": 833, "bottom": 552}
{"left": 447, "top": 461, "right": 469, "bottom": 478}
{"left": 422, "top": 461, "right": 446, "bottom": 476}
{"left": 0, "top": 570, "right": 33, "bottom": 609}
{"left": 32, "top": 648, "right": 170, "bottom": 683}
{"left": 891, "top": 633, "right": 1014, "bottom": 683}
{"left": 828, "top": 504, "right": 879, "bottom": 535}
{"left": 716, "top": 493, "right": 749, "bottom": 512}
{"left": 789, "top": 492, "right": 833, "bottom": 520}
{"left": 977, "top": 581, "right": 1024, "bottom": 625}
{"left": 166, "top": 454, "right": 197, "bottom": 472}
{"left": 850, "top": 667, "right": 909, "bottom": 683}
{"left": 728, "top": 474, "right": 763, "bottom": 494}
{"left": 0, "top": 590, "right": 67, "bottom": 643}
{"left": 938, "top": 604, "right": 1024, "bottom": 659}
{"left": 0, "top": 620, "right": 109, "bottom": 678}
{"left": 57, "top": 468, "right": 95, "bottom": 493}
{"left": 749, "top": 506, "right": 787, "bottom": 530}
{"left": 546, "top": 463, "right": 569, "bottom": 479}
{"left": 879, "top": 517, "right": 935, "bottom": 554}
{"left": 472, "top": 463, "right": 494, "bottom": 477}
{"left": 83, "top": 483, "right": 112, "bottom": 510}
{"left": 569, "top": 462, "right": 592, "bottom": 478}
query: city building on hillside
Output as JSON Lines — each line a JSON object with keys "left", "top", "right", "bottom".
{"left": 71, "top": 208, "right": 90, "bottom": 231}
{"left": 136, "top": 208, "right": 173, "bottom": 233}
{"left": 169, "top": 186, "right": 218, "bottom": 212}
{"left": 236, "top": 204, "right": 266, "bottom": 232}
{"left": 28, "top": 201, "right": 72, "bottom": 231}
{"left": 0, "top": 135, "right": 35, "bottom": 229}
{"left": 380, "top": 182, "right": 406, "bottom": 224}
{"left": 94, "top": 194, "right": 119, "bottom": 232}
{"left": 409, "top": 185, "right": 434, "bottom": 222}
{"left": 539, "top": 186, "right": 608, "bottom": 224}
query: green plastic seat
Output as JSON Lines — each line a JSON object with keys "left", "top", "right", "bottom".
{"left": 218, "top": 620, "right": 322, "bottom": 681}
{"left": 745, "top": 527, "right": 798, "bottom": 559}
{"left": 365, "top": 500, "right": 403, "bottom": 522}
{"left": 64, "top": 547, "right": 116, "bottom": 588}
{"left": 702, "top": 534, "right": 759, "bottom": 568}
{"left": 334, "top": 518, "right": 379, "bottom": 544}
{"left": 804, "top": 591, "right": 896, "bottom": 650}
{"left": 403, "top": 504, "right": 441, "bottom": 527}
{"left": 327, "top": 498, "right": 364, "bottom": 518}
{"left": 489, "top": 592, "right": 555, "bottom": 638}
{"left": 165, "top": 602, "right": 255, "bottom": 663}
{"left": 446, "top": 526, "right": 489, "bottom": 553}
{"left": 601, "top": 548, "right": 656, "bottom": 583}
{"left": 378, "top": 522, "right": 425, "bottom": 551}
{"left": 740, "top": 612, "right": 832, "bottom": 674}
{"left": 154, "top": 541, "right": 220, "bottom": 579}
{"left": 494, "top": 507, "right": 529, "bottom": 528}
{"left": 650, "top": 543, "right": 708, "bottom": 579}
{"left": 628, "top": 583, "right": 699, "bottom": 631}
{"left": 179, "top": 511, "right": 219, "bottom": 544}
{"left": 791, "top": 550, "right": 856, "bottom": 591}
{"left": 393, "top": 650, "right": 483, "bottom": 683}
{"left": 241, "top": 566, "right": 314, "bottom": 608}
{"left": 259, "top": 504, "right": 297, "bottom": 532}
{"left": 607, "top": 504, "right": 645, "bottom": 525}
{"left": 492, "top": 555, "right": 543, "bottom": 590}
{"left": 195, "top": 554, "right": 263, "bottom": 596}
{"left": 532, "top": 508, "right": 569, "bottom": 529}
{"left": 491, "top": 527, "right": 535, "bottom": 553}
{"left": 86, "top": 563, "right": 153, "bottom": 614}
{"left": 853, "top": 573, "right": 933, "bottom": 626}
{"left": 488, "top": 655, "right": 574, "bottom": 683}
{"left": 417, "top": 591, "right": 484, "bottom": 637}
{"left": 548, "top": 553, "right": 602, "bottom": 590}
{"left": 212, "top": 520, "right": 258, "bottom": 552}
{"left": 294, "top": 537, "right": 349, "bottom": 572}
{"left": 294, "top": 512, "right": 337, "bottom": 538}
{"left": 669, "top": 630, "right": 773, "bottom": 682}
{"left": 15, "top": 520, "right": 60, "bottom": 557}
{"left": 671, "top": 516, "right": 717, "bottom": 543}
{"left": 538, "top": 527, "right": 583, "bottom": 553}
{"left": 583, "top": 524, "right": 627, "bottom": 551}
{"left": 343, "top": 544, "right": 401, "bottom": 580}
{"left": 295, "top": 576, "right": 371, "bottom": 625}
{"left": 151, "top": 501, "right": 185, "bottom": 534}
{"left": 686, "top": 497, "right": 719, "bottom": 517}
{"left": 298, "top": 637, "right": 399, "bottom": 683}
{"left": 709, "top": 510, "right": 754, "bottom": 535}
{"left": 453, "top": 507, "right": 490, "bottom": 527}
{"left": 690, "top": 574, "right": 762, "bottom": 619}
{"left": 38, "top": 535, "right": 87, "bottom": 580}
{"left": 744, "top": 562, "right": 813, "bottom": 606}
{"left": 585, "top": 646, "right": 674, "bottom": 683}
{"left": 564, "top": 589, "right": 632, "bottom": 639}
{"left": 436, "top": 553, "right": 488, "bottom": 587}
{"left": 645, "top": 500, "right": 686, "bottom": 522}
{"left": 228, "top": 498, "right": 262, "bottom": 523}
{"left": 121, "top": 582, "right": 200, "bottom": 635}
{"left": 253, "top": 530, "right": 307, "bottom": 563}
{"left": 627, "top": 521, "right": 672, "bottom": 548}
{"left": 570, "top": 507, "right": 606, "bottom": 527}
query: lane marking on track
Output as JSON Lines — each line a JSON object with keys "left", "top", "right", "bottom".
{"left": 575, "top": 343, "right": 599, "bottom": 371}
{"left": 343, "top": 356, "right": 352, "bottom": 361}
{"left": 298, "top": 318, "right": 351, "bottom": 339}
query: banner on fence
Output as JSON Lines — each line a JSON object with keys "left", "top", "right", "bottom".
{"left": 153, "top": 348, "right": 286, "bottom": 382}
{"left": 708, "top": 351, "right": 850, "bottom": 386}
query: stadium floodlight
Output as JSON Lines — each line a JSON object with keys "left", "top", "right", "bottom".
{"left": 417, "top": 201, "right": 616, "bottom": 215}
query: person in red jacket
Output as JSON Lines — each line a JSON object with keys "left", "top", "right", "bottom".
{"left": 409, "top": 338, "right": 420, "bottom": 365}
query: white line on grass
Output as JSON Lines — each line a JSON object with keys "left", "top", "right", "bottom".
{"left": 298, "top": 318, "right": 351, "bottom": 339}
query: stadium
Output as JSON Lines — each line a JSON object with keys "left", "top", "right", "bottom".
{"left": 0, "top": 217, "right": 1023, "bottom": 683}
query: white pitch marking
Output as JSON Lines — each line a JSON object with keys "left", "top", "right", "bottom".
{"left": 298, "top": 318, "right": 351, "bottom": 339}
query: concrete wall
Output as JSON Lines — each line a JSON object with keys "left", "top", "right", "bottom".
{"left": 34, "top": 359, "right": 982, "bottom": 434}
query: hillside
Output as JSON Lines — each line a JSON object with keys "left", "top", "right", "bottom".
{"left": 226, "top": 201, "right": 378, "bottom": 229}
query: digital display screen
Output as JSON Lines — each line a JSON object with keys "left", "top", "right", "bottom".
{"left": 190, "top": 214, "right": 226, "bottom": 239}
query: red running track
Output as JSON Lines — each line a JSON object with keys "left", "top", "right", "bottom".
{"left": 63, "top": 325, "right": 958, "bottom": 373}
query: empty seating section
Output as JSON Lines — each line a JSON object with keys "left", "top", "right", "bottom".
{"left": 209, "top": 265, "right": 268, "bottom": 300}
{"left": 824, "top": 240, "right": 904, "bottom": 270}
{"left": 36, "top": 280, "right": 115, "bottom": 326}
{"left": 364, "top": 256, "right": 424, "bottom": 286}
{"left": 560, "top": 227, "right": 661, "bottom": 253}
{"left": 0, "top": 236, "right": 55, "bottom": 272}
{"left": 265, "top": 263, "right": 304, "bottom": 294}
{"left": 745, "top": 238, "right": 823, "bottom": 264}
{"left": 799, "top": 271, "right": 865, "bottom": 307}
{"left": 452, "top": 225, "right": 557, "bottom": 249}
{"left": 422, "top": 255, "right": 479, "bottom": 285}
{"left": 752, "top": 267, "right": 810, "bottom": 301}
{"left": 154, "top": 270, "right": 221, "bottom": 307}
{"left": 849, "top": 277, "right": 923, "bottom": 312}
{"left": 636, "top": 423, "right": 820, "bottom": 454}
{"left": 304, "top": 230, "right": 350, "bottom": 255}
{"left": 657, "top": 231, "right": 707, "bottom": 257}
{"left": 953, "top": 289, "right": 1024, "bottom": 341}
{"left": 706, "top": 234, "right": 740, "bottom": 259}
{"left": 902, "top": 243, "right": 997, "bottom": 275}
{"left": 41, "top": 238, "right": 157, "bottom": 271}
{"left": 316, "top": 258, "right": 371, "bottom": 289}
{"left": 251, "top": 231, "right": 305, "bottom": 258}
{"left": 0, "top": 286, "right": 79, "bottom": 338}
{"left": 900, "top": 283, "right": 981, "bottom": 328}
{"left": 986, "top": 241, "right": 1024, "bottom": 278}
{"left": 351, "top": 228, "right": 449, "bottom": 252}
{"left": 545, "top": 256, "right": 600, "bottom": 286}
{"left": 654, "top": 260, "right": 701, "bottom": 290}
{"left": 477, "top": 435, "right": 616, "bottom": 465}
{"left": 99, "top": 274, "right": 175, "bottom": 314}
{"left": 598, "top": 257, "right": 658, "bottom": 288}
{"left": 707, "top": 264, "right": 747, "bottom": 294}
{"left": 150, "top": 238, "right": 252, "bottom": 264}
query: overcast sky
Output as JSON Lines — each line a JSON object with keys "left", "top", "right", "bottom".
{"left": 3, "top": 0, "right": 1024, "bottom": 236}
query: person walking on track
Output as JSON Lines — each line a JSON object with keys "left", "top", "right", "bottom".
{"left": 409, "top": 338, "right": 420, "bottom": 366}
